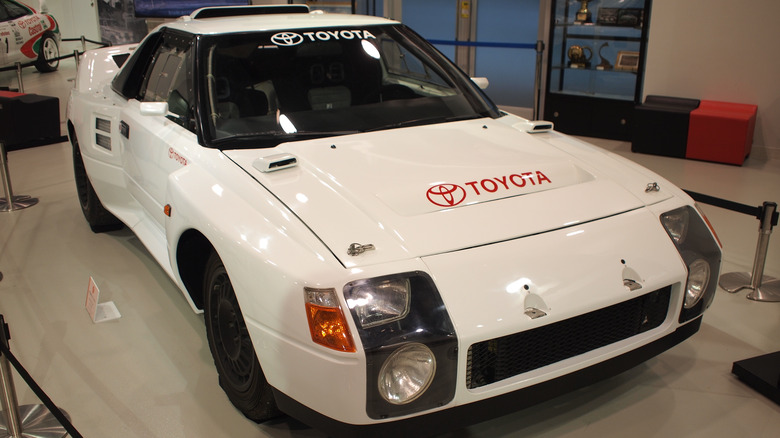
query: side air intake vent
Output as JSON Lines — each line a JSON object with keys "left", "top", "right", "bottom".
{"left": 95, "top": 118, "right": 112, "bottom": 150}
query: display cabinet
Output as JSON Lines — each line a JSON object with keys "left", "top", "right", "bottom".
{"left": 543, "top": 0, "right": 651, "bottom": 140}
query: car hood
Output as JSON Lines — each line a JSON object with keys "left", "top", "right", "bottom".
{"left": 223, "top": 117, "right": 671, "bottom": 267}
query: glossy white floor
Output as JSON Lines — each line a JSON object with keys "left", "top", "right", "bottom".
{"left": 1, "top": 62, "right": 779, "bottom": 438}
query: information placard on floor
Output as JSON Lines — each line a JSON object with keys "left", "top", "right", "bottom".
{"left": 85, "top": 277, "right": 121, "bottom": 323}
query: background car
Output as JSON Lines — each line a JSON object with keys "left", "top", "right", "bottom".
{"left": 67, "top": 5, "right": 721, "bottom": 437}
{"left": 0, "top": 0, "right": 60, "bottom": 72}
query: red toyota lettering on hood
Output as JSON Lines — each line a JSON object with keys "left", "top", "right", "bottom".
{"left": 426, "top": 171, "right": 552, "bottom": 207}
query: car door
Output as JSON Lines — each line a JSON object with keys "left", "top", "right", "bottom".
{"left": 119, "top": 31, "right": 197, "bottom": 233}
{"left": 0, "top": 0, "right": 28, "bottom": 66}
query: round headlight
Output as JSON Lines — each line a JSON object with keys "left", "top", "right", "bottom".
{"left": 378, "top": 343, "right": 436, "bottom": 405}
{"left": 684, "top": 258, "right": 711, "bottom": 308}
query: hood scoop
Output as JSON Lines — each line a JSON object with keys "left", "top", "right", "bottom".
{"left": 253, "top": 153, "right": 298, "bottom": 173}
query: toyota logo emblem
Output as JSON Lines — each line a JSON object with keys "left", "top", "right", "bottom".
{"left": 426, "top": 184, "right": 466, "bottom": 207}
{"left": 271, "top": 32, "right": 304, "bottom": 46}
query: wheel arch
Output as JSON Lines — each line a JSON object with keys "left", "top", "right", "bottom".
{"left": 67, "top": 120, "right": 76, "bottom": 144}
{"left": 175, "top": 228, "right": 214, "bottom": 311}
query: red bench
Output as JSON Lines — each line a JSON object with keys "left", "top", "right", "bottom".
{"left": 686, "top": 100, "right": 757, "bottom": 165}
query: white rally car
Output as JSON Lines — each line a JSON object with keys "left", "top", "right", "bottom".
{"left": 0, "top": 0, "right": 60, "bottom": 72}
{"left": 67, "top": 5, "right": 722, "bottom": 437}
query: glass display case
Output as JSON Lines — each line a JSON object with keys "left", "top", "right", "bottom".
{"left": 543, "top": 0, "right": 651, "bottom": 140}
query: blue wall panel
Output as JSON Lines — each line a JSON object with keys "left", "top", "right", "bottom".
{"left": 475, "top": 0, "right": 539, "bottom": 108}
{"left": 402, "top": 0, "right": 457, "bottom": 62}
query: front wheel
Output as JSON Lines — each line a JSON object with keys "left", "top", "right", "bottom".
{"left": 203, "top": 252, "right": 281, "bottom": 422}
{"left": 35, "top": 33, "right": 59, "bottom": 73}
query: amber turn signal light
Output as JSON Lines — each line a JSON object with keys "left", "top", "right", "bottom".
{"left": 304, "top": 287, "right": 356, "bottom": 353}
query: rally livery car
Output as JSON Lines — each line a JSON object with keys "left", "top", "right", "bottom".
{"left": 0, "top": 0, "right": 60, "bottom": 72}
{"left": 67, "top": 5, "right": 721, "bottom": 437}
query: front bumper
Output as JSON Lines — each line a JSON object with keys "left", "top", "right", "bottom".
{"left": 274, "top": 316, "right": 701, "bottom": 437}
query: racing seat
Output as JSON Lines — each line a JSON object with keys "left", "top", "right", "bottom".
{"left": 212, "top": 76, "right": 240, "bottom": 119}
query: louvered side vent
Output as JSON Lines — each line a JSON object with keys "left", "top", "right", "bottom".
{"left": 96, "top": 134, "right": 112, "bottom": 150}
{"left": 95, "top": 118, "right": 111, "bottom": 151}
{"left": 95, "top": 118, "right": 111, "bottom": 133}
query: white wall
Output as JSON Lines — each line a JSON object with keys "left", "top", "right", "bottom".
{"left": 644, "top": 0, "right": 780, "bottom": 153}
{"left": 41, "top": 0, "right": 100, "bottom": 41}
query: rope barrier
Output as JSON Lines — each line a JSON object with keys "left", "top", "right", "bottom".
{"left": 685, "top": 190, "right": 779, "bottom": 226}
{"left": 684, "top": 189, "right": 779, "bottom": 302}
{"left": 0, "top": 315, "right": 82, "bottom": 437}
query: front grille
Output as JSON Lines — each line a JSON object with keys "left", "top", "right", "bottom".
{"left": 466, "top": 286, "right": 671, "bottom": 389}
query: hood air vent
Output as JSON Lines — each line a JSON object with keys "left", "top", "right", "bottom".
{"left": 253, "top": 153, "right": 298, "bottom": 173}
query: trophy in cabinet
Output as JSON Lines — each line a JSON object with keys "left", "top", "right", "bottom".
{"left": 596, "top": 42, "right": 612, "bottom": 70}
{"left": 567, "top": 44, "right": 592, "bottom": 69}
{"left": 575, "top": 0, "right": 592, "bottom": 24}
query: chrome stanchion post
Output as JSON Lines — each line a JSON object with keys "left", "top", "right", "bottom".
{"left": 80, "top": 35, "right": 86, "bottom": 53}
{"left": 13, "top": 63, "right": 22, "bottom": 94}
{"left": 719, "top": 202, "right": 779, "bottom": 301}
{"left": 746, "top": 202, "right": 780, "bottom": 301}
{"left": 0, "top": 316, "right": 22, "bottom": 438}
{"left": 0, "top": 142, "right": 39, "bottom": 212}
{"left": 0, "top": 316, "right": 69, "bottom": 438}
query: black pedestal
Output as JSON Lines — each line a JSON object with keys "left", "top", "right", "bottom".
{"left": 732, "top": 351, "right": 780, "bottom": 406}
{"left": 0, "top": 91, "right": 62, "bottom": 150}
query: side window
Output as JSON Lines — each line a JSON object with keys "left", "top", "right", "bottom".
{"left": 141, "top": 47, "right": 181, "bottom": 102}
{"left": 4, "top": 1, "right": 30, "bottom": 19}
{"left": 139, "top": 36, "right": 195, "bottom": 132}
{"left": 379, "top": 37, "right": 450, "bottom": 89}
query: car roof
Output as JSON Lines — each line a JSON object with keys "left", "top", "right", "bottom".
{"left": 159, "top": 6, "right": 398, "bottom": 36}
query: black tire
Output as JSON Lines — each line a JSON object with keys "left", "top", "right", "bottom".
{"left": 34, "top": 33, "right": 59, "bottom": 73}
{"left": 204, "top": 252, "right": 281, "bottom": 422}
{"left": 71, "top": 132, "right": 123, "bottom": 232}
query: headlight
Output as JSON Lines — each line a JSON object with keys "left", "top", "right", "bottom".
{"left": 661, "top": 206, "right": 722, "bottom": 322}
{"left": 344, "top": 277, "right": 410, "bottom": 328}
{"left": 378, "top": 343, "right": 436, "bottom": 405}
{"left": 661, "top": 207, "right": 690, "bottom": 244}
{"left": 346, "top": 272, "right": 457, "bottom": 419}
{"left": 685, "top": 258, "right": 711, "bottom": 308}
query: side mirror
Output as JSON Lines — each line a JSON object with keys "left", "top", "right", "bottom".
{"left": 471, "top": 77, "right": 489, "bottom": 89}
{"left": 140, "top": 101, "right": 168, "bottom": 116}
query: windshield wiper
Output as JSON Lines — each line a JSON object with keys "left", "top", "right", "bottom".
{"left": 213, "top": 130, "right": 362, "bottom": 146}
{"left": 363, "top": 114, "right": 484, "bottom": 133}
{"left": 213, "top": 131, "right": 361, "bottom": 148}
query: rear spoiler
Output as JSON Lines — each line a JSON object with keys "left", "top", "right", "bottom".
{"left": 189, "top": 5, "right": 310, "bottom": 20}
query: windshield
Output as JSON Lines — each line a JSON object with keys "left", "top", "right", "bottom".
{"left": 198, "top": 24, "right": 499, "bottom": 148}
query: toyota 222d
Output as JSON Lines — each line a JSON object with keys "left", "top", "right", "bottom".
{"left": 67, "top": 5, "right": 721, "bottom": 437}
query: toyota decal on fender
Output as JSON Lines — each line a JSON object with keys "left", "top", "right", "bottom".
{"left": 427, "top": 171, "right": 552, "bottom": 207}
